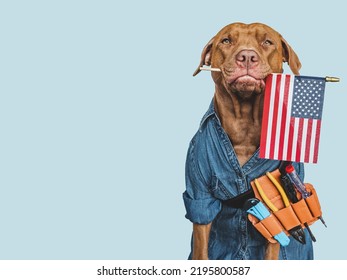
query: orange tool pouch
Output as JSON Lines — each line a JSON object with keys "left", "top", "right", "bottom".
{"left": 248, "top": 169, "right": 322, "bottom": 243}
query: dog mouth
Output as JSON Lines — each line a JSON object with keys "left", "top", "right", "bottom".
{"left": 226, "top": 74, "right": 266, "bottom": 95}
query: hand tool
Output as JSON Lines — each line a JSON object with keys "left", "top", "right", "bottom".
{"left": 279, "top": 161, "right": 299, "bottom": 202}
{"left": 243, "top": 198, "right": 290, "bottom": 246}
{"left": 285, "top": 165, "right": 310, "bottom": 198}
{"left": 265, "top": 172, "right": 306, "bottom": 244}
{"left": 278, "top": 162, "right": 316, "bottom": 242}
{"left": 285, "top": 164, "right": 327, "bottom": 228}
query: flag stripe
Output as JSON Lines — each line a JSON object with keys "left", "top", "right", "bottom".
{"left": 304, "top": 119, "right": 313, "bottom": 163}
{"left": 259, "top": 74, "right": 274, "bottom": 158}
{"left": 269, "top": 74, "right": 282, "bottom": 159}
{"left": 313, "top": 120, "right": 321, "bottom": 163}
{"left": 278, "top": 75, "right": 292, "bottom": 160}
{"left": 287, "top": 117, "right": 295, "bottom": 161}
{"left": 273, "top": 75, "right": 287, "bottom": 159}
{"left": 282, "top": 75, "right": 295, "bottom": 161}
{"left": 309, "top": 120, "right": 317, "bottom": 163}
{"left": 264, "top": 74, "right": 277, "bottom": 158}
{"left": 300, "top": 119, "right": 308, "bottom": 162}
{"left": 295, "top": 118, "right": 303, "bottom": 162}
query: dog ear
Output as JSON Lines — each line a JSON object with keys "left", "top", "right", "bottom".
{"left": 193, "top": 37, "right": 215, "bottom": 76}
{"left": 281, "top": 37, "right": 301, "bottom": 75}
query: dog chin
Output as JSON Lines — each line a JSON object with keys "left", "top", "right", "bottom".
{"left": 229, "top": 75, "right": 265, "bottom": 98}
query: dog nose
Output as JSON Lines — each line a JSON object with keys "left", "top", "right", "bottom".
{"left": 236, "top": 50, "right": 259, "bottom": 69}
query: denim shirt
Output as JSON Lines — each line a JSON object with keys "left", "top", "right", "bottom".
{"left": 183, "top": 100, "right": 313, "bottom": 260}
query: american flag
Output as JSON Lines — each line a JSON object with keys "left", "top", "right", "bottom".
{"left": 259, "top": 74, "right": 326, "bottom": 163}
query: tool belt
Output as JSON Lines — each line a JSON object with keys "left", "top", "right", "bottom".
{"left": 248, "top": 169, "right": 322, "bottom": 244}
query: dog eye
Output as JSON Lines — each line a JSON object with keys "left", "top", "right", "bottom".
{"left": 221, "top": 38, "right": 231, "bottom": 44}
{"left": 263, "top": 39, "right": 273, "bottom": 46}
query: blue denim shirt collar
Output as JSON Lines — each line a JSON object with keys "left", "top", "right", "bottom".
{"left": 200, "top": 99, "right": 216, "bottom": 128}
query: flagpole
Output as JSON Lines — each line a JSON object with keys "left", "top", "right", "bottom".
{"left": 198, "top": 68, "right": 340, "bottom": 83}
{"left": 199, "top": 67, "right": 221, "bottom": 72}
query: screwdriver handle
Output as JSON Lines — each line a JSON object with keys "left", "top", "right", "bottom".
{"left": 280, "top": 175, "right": 299, "bottom": 203}
{"left": 285, "top": 165, "right": 310, "bottom": 198}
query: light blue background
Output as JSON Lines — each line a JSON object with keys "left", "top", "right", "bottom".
{"left": 0, "top": 0, "right": 346, "bottom": 259}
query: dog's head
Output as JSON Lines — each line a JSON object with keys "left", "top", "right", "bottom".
{"left": 193, "top": 22, "right": 301, "bottom": 99}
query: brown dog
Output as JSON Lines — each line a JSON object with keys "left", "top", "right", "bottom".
{"left": 188, "top": 22, "right": 302, "bottom": 260}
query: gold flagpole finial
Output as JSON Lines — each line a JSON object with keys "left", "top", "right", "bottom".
{"left": 325, "top": 76, "right": 340, "bottom": 82}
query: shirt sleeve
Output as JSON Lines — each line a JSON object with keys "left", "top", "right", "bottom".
{"left": 182, "top": 139, "right": 221, "bottom": 225}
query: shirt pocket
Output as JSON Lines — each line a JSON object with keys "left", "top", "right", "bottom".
{"left": 209, "top": 175, "right": 235, "bottom": 200}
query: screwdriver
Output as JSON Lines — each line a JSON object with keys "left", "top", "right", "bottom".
{"left": 285, "top": 164, "right": 327, "bottom": 228}
{"left": 279, "top": 162, "right": 316, "bottom": 242}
